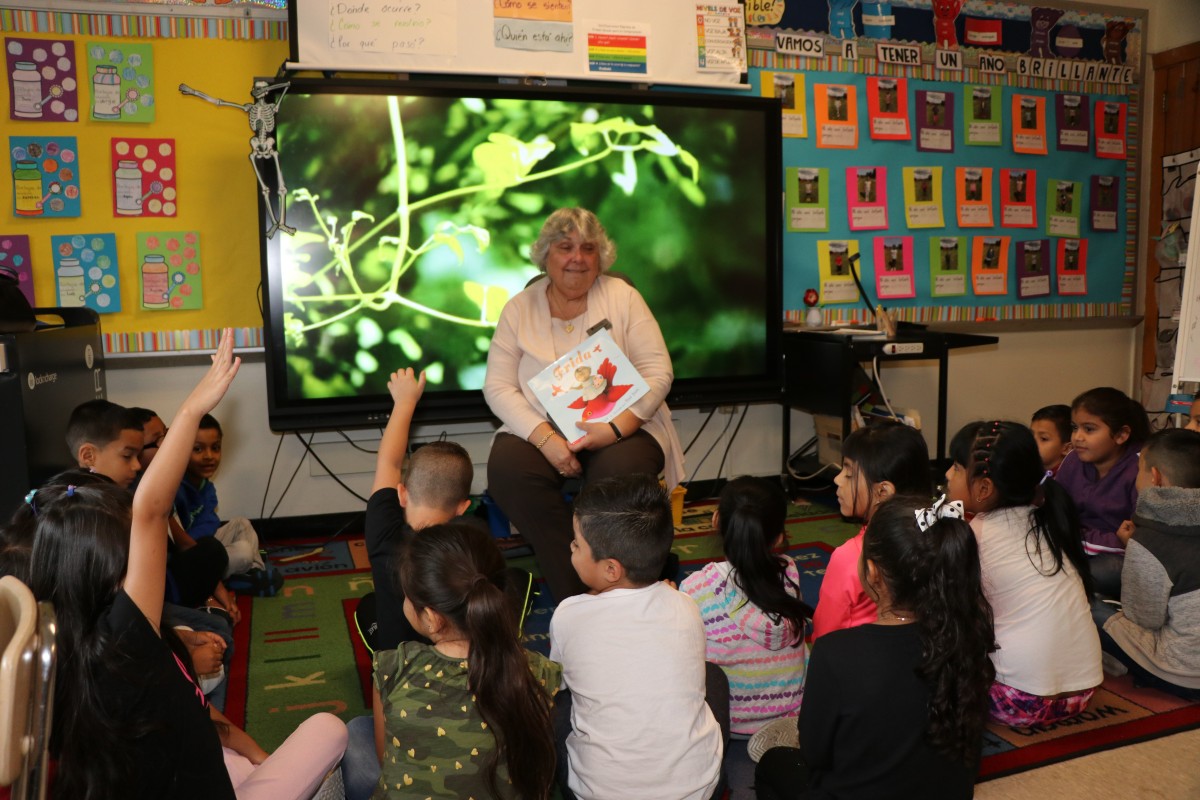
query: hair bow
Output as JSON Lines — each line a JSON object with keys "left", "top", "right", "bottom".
{"left": 914, "top": 494, "right": 965, "bottom": 532}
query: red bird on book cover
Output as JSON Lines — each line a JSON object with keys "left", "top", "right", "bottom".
{"left": 567, "top": 357, "right": 632, "bottom": 422}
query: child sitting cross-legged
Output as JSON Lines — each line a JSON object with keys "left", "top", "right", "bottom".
{"left": 551, "top": 473, "right": 723, "bottom": 800}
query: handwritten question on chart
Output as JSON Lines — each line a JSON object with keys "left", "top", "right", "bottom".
{"left": 327, "top": 0, "right": 457, "bottom": 56}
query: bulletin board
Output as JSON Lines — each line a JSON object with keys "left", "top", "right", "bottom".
{"left": 1, "top": 4, "right": 288, "bottom": 353}
{"left": 747, "top": 0, "right": 1146, "bottom": 325}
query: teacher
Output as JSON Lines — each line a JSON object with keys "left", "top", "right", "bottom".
{"left": 484, "top": 207, "right": 684, "bottom": 602}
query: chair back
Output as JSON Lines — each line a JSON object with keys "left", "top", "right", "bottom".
{"left": 0, "top": 576, "right": 56, "bottom": 800}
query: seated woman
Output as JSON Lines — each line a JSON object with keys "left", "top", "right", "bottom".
{"left": 484, "top": 207, "right": 684, "bottom": 602}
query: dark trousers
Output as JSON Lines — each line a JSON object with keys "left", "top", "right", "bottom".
{"left": 167, "top": 535, "right": 228, "bottom": 607}
{"left": 554, "top": 661, "right": 731, "bottom": 800}
{"left": 754, "top": 745, "right": 808, "bottom": 800}
{"left": 487, "top": 430, "right": 665, "bottom": 604}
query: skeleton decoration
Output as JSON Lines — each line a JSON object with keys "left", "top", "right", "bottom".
{"left": 179, "top": 79, "right": 294, "bottom": 238}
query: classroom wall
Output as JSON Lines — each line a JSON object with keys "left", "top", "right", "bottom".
{"left": 102, "top": 0, "right": 1196, "bottom": 519}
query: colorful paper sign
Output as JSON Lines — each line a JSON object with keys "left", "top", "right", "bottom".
{"left": 916, "top": 90, "right": 954, "bottom": 153}
{"left": 762, "top": 71, "right": 807, "bottom": 138}
{"left": 86, "top": 42, "right": 154, "bottom": 123}
{"left": 846, "top": 166, "right": 888, "bottom": 230}
{"left": 955, "top": 166, "right": 994, "bottom": 227}
{"left": 0, "top": 234, "right": 34, "bottom": 305}
{"left": 814, "top": 83, "right": 858, "bottom": 149}
{"left": 873, "top": 236, "right": 915, "bottom": 299}
{"left": 6, "top": 37, "right": 79, "bottom": 123}
{"left": 1091, "top": 174, "right": 1120, "bottom": 231}
{"left": 866, "top": 76, "right": 910, "bottom": 141}
{"left": 10, "top": 136, "right": 81, "bottom": 218}
{"left": 1056, "top": 93, "right": 1090, "bottom": 152}
{"left": 902, "top": 166, "right": 944, "bottom": 228}
{"left": 930, "top": 236, "right": 967, "bottom": 297}
{"left": 695, "top": 3, "right": 745, "bottom": 73}
{"left": 1056, "top": 238, "right": 1088, "bottom": 295}
{"left": 51, "top": 233, "right": 120, "bottom": 312}
{"left": 1045, "top": 178, "right": 1081, "bottom": 237}
{"left": 964, "top": 85, "right": 1001, "bottom": 146}
{"left": 999, "top": 167, "right": 1037, "bottom": 228}
{"left": 971, "top": 235, "right": 1010, "bottom": 295}
{"left": 1095, "top": 100, "right": 1127, "bottom": 159}
{"left": 1016, "top": 238, "right": 1051, "bottom": 299}
{"left": 786, "top": 167, "right": 828, "bottom": 232}
{"left": 110, "top": 137, "right": 177, "bottom": 217}
{"left": 136, "top": 231, "right": 202, "bottom": 310}
{"left": 1011, "top": 94, "right": 1047, "bottom": 155}
{"left": 817, "top": 239, "right": 861, "bottom": 305}
{"left": 586, "top": 23, "right": 648, "bottom": 75}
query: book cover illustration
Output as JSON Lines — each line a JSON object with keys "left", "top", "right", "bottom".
{"left": 528, "top": 328, "right": 649, "bottom": 444}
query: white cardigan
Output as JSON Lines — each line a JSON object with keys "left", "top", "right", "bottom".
{"left": 484, "top": 273, "right": 685, "bottom": 489}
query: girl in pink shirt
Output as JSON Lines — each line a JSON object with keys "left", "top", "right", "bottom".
{"left": 811, "top": 421, "right": 932, "bottom": 640}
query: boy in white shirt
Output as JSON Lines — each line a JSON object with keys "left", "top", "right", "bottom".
{"left": 549, "top": 474, "right": 723, "bottom": 800}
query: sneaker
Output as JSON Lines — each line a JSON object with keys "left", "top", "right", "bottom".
{"left": 227, "top": 565, "right": 285, "bottom": 597}
{"left": 1101, "top": 652, "right": 1129, "bottom": 677}
{"left": 747, "top": 716, "right": 800, "bottom": 763}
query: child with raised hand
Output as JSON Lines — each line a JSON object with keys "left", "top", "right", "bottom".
{"left": 1031, "top": 403, "right": 1072, "bottom": 475}
{"left": 754, "top": 496, "right": 996, "bottom": 800}
{"left": 811, "top": 421, "right": 931, "bottom": 640}
{"left": 1097, "top": 429, "right": 1200, "bottom": 700}
{"left": 27, "top": 332, "right": 347, "bottom": 800}
{"left": 680, "top": 477, "right": 811, "bottom": 737}
{"left": 1055, "top": 387, "right": 1150, "bottom": 597}
{"left": 946, "top": 421, "right": 1101, "bottom": 727}
{"left": 372, "top": 522, "right": 559, "bottom": 800}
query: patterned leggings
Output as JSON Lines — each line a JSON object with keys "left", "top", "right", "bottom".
{"left": 988, "top": 681, "right": 1095, "bottom": 727}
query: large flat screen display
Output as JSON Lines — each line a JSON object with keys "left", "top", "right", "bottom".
{"left": 260, "top": 79, "right": 782, "bottom": 430}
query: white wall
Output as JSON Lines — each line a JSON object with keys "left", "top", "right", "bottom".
{"left": 104, "top": 0, "right": 1194, "bottom": 520}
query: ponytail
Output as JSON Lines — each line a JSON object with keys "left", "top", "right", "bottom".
{"left": 718, "top": 477, "right": 813, "bottom": 643}
{"left": 864, "top": 497, "right": 996, "bottom": 766}
{"left": 400, "top": 524, "right": 556, "bottom": 800}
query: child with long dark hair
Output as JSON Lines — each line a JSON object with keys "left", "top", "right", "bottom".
{"left": 26, "top": 333, "right": 346, "bottom": 800}
{"left": 680, "top": 477, "right": 812, "bottom": 736}
{"left": 946, "top": 420, "right": 1101, "bottom": 727}
{"left": 754, "top": 495, "right": 996, "bottom": 799}
{"left": 1055, "top": 387, "right": 1150, "bottom": 597}
{"left": 812, "top": 421, "right": 931, "bottom": 639}
{"left": 372, "top": 522, "right": 560, "bottom": 799}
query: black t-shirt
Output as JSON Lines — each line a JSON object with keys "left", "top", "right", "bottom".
{"left": 800, "top": 623, "right": 977, "bottom": 800}
{"left": 96, "top": 591, "right": 234, "bottom": 799}
{"left": 365, "top": 488, "right": 425, "bottom": 651}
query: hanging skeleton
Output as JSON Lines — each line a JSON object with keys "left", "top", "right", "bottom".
{"left": 179, "top": 79, "right": 295, "bottom": 239}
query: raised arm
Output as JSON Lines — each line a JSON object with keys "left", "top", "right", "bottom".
{"left": 125, "top": 332, "right": 240, "bottom": 628}
{"left": 372, "top": 368, "right": 426, "bottom": 494}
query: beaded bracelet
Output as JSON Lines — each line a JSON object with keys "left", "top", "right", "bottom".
{"left": 534, "top": 431, "right": 556, "bottom": 449}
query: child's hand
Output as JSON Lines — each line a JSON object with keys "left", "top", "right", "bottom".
{"left": 184, "top": 329, "right": 241, "bottom": 417}
{"left": 387, "top": 367, "right": 426, "bottom": 408}
{"left": 1116, "top": 519, "right": 1135, "bottom": 545}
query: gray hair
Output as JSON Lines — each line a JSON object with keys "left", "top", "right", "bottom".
{"left": 529, "top": 207, "right": 617, "bottom": 271}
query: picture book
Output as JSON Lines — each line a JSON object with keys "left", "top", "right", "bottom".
{"left": 527, "top": 327, "right": 649, "bottom": 444}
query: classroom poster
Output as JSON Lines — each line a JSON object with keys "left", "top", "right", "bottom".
{"left": 1012, "top": 94, "right": 1047, "bottom": 155}
{"left": 1016, "top": 238, "right": 1052, "bottom": 299}
{"left": 110, "top": 137, "right": 177, "bottom": 217}
{"left": 1046, "top": 179, "right": 1081, "bottom": 237}
{"left": 51, "top": 233, "right": 120, "bottom": 312}
{"left": 1091, "top": 175, "right": 1119, "bottom": 231}
{"left": 1056, "top": 93, "right": 1090, "bottom": 152}
{"left": 786, "top": 167, "right": 828, "bottom": 231}
{"left": 10, "top": 136, "right": 81, "bottom": 218}
{"left": 86, "top": 42, "right": 155, "bottom": 123}
{"left": 915, "top": 90, "right": 954, "bottom": 153}
{"left": 586, "top": 22, "right": 649, "bottom": 76}
{"left": 999, "top": 167, "right": 1037, "bottom": 228}
{"left": 862, "top": 1, "right": 895, "bottom": 40}
{"left": 1056, "top": 238, "right": 1088, "bottom": 295}
{"left": 136, "top": 231, "right": 202, "bottom": 310}
{"left": 846, "top": 166, "right": 888, "bottom": 230}
{"left": 695, "top": 4, "right": 745, "bottom": 72}
{"left": 0, "top": 234, "right": 34, "bottom": 304}
{"left": 762, "top": 71, "right": 807, "bottom": 137}
{"left": 929, "top": 236, "right": 967, "bottom": 297}
{"left": 1095, "top": 101, "right": 1127, "bottom": 159}
{"left": 817, "top": 239, "right": 861, "bottom": 305}
{"left": 902, "top": 166, "right": 944, "bottom": 228}
{"left": 814, "top": 83, "right": 858, "bottom": 149}
{"left": 866, "top": 76, "right": 910, "bottom": 141}
{"left": 873, "top": 235, "right": 915, "bottom": 299}
{"left": 971, "top": 235, "right": 1010, "bottom": 295}
{"left": 493, "top": 0, "right": 574, "bottom": 54}
{"left": 955, "top": 167, "right": 994, "bottom": 227}
{"left": 6, "top": 37, "right": 79, "bottom": 122}
{"left": 964, "top": 85, "right": 1001, "bottom": 146}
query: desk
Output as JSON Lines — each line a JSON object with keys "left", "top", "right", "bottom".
{"left": 781, "top": 324, "right": 998, "bottom": 469}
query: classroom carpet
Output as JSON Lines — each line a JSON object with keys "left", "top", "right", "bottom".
{"left": 225, "top": 496, "right": 1200, "bottom": 790}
